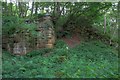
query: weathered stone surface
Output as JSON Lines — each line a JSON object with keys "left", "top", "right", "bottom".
{"left": 2, "top": 16, "right": 55, "bottom": 55}
{"left": 36, "top": 18, "right": 55, "bottom": 49}
{"left": 13, "top": 43, "right": 26, "bottom": 55}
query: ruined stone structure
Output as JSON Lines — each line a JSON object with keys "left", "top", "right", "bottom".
{"left": 2, "top": 16, "right": 55, "bottom": 55}
{"left": 36, "top": 18, "right": 55, "bottom": 49}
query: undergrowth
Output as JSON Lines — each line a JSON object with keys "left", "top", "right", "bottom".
{"left": 2, "top": 40, "right": 118, "bottom": 78}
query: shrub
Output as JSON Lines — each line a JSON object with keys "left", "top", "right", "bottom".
{"left": 54, "top": 40, "right": 68, "bottom": 49}
{"left": 26, "top": 48, "right": 52, "bottom": 57}
{"left": 2, "top": 15, "right": 19, "bottom": 36}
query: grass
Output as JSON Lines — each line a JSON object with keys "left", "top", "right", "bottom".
{"left": 2, "top": 40, "right": 119, "bottom": 78}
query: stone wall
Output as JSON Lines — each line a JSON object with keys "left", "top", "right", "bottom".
{"left": 2, "top": 18, "right": 55, "bottom": 55}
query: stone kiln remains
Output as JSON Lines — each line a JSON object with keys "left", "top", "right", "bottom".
{"left": 36, "top": 17, "right": 55, "bottom": 49}
{"left": 2, "top": 16, "right": 55, "bottom": 55}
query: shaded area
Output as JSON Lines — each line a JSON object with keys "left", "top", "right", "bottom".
{"left": 61, "top": 34, "right": 81, "bottom": 48}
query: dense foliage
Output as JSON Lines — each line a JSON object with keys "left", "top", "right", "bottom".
{"left": 2, "top": 15, "right": 37, "bottom": 37}
{"left": 2, "top": 40, "right": 118, "bottom": 78}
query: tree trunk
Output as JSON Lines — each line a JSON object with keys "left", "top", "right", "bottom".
{"left": 10, "top": 3, "right": 12, "bottom": 15}
{"left": 104, "top": 14, "right": 106, "bottom": 34}
{"left": 53, "top": 2, "right": 56, "bottom": 15}
{"left": 10, "top": 0, "right": 13, "bottom": 15}
{"left": 5, "top": 0, "right": 7, "bottom": 14}
{"left": 31, "top": 2, "right": 34, "bottom": 17}
{"left": 117, "top": 2, "right": 119, "bottom": 27}
{"left": 2, "top": 2, "right": 7, "bottom": 15}
{"left": 15, "top": 1, "right": 18, "bottom": 16}
{"left": 62, "top": 6, "right": 65, "bottom": 15}
{"left": 35, "top": 2, "right": 39, "bottom": 15}
{"left": 18, "top": 2, "right": 22, "bottom": 17}
{"left": 54, "top": 2, "right": 61, "bottom": 20}
{"left": 24, "top": 3, "right": 28, "bottom": 17}
{"left": 56, "top": 2, "right": 61, "bottom": 17}
{"left": 25, "top": 6, "right": 28, "bottom": 17}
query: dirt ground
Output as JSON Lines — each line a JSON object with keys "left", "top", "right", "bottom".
{"left": 62, "top": 33, "right": 81, "bottom": 48}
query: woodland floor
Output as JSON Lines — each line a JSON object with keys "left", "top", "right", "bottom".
{"left": 2, "top": 37, "right": 119, "bottom": 78}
